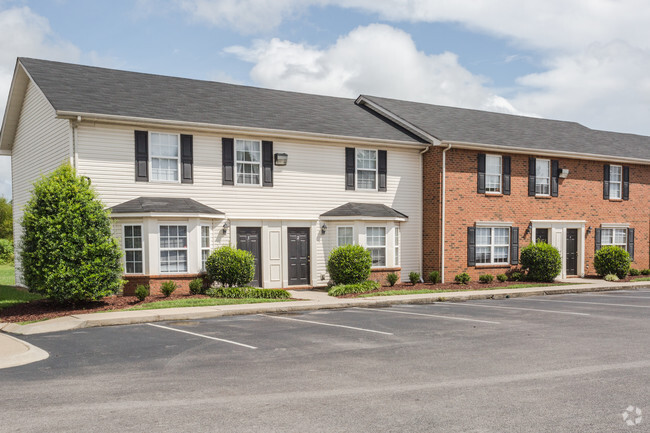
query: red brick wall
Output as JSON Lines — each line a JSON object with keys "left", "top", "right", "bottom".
{"left": 123, "top": 274, "right": 206, "bottom": 296}
{"left": 368, "top": 267, "right": 401, "bottom": 286}
{"left": 423, "top": 147, "right": 650, "bottom": 281}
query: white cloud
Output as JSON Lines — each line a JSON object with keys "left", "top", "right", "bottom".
{"left": 225, "top": 24, "right": 518, "bottom": 113}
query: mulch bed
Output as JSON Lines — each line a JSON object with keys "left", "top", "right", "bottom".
{"left": 0, "top": 292, "right": 211, "bottom": 323}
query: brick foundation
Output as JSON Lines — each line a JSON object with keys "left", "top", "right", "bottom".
{"left": 123, "top": 274, "right": 207, "bottom": 296}
{"left": 368, "top": 267, "right": 401, "bottom": 286}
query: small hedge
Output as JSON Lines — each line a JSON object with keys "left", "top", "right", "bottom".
{"left": 189, "top": 278, "right": 205, "bottom": 295}
{"left": 160, "top": 281, "right": 177, "bottom": 297}
{"left": 520, "top": 242, "right": 562, "bottom": 282}
{"left": 206, "top": 246, "right": 255, "bottom": 288}
{"left": 496, "top": 274, "right": 508, "bottom": 283}
{"left": 642, "top": 269, "right": 650, "bottom": 276}
{"left": 207, "top": 287, "right": 290, "bottom": 299}
{"left": 328, "top": 280, "right": 380, "bottom": 296}
{"left": 479, "top": 274, "right": 494, "bottom": 283}
{"left": 135, "top": 284, "right": 150, "bottom": 302}
{"left": 629, "top": 268, "right": 641, "bottom": 277}
{"left": 455, "top": 272, "right": 470, "bottom": 285}
{"left": 327, "top": 245, "right": 372, "bottom": 285}
{"left": 409, "top": 272, "right": 420, "bottom": 285}
{"left": 0, "top": 239, "right": 13, "bottom": 264}
{"left": 386, "top": 273, "right": 399, "bottom": 287}
{"left": 428, "top": 271, "right": 441, "bottom": 284}
{"left": 508, "top": 270, "right": 524, "bottom": 281}
{"left": 594, "top": 246, "right": 630, "bottom": 279}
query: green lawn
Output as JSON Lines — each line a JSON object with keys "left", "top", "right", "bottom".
{"left": 127, "top": 297, "right": 294, "bottom": 310}
{"left": 357, "top": 282, "right": 580, "bottom": 298}
{"left": 632, "top": 277, "right": 650, "bottom": 282}
{"left": 0, "top": 264, "right": 43, "bottom": 310}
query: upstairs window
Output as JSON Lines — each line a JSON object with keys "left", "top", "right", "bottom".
{"left": 485, "top": 155, "right": 502, "bottom": 193}
{"left": 609, "top": 165, "right": 622, "bottom": 199}
{"left": 535, "top": 159, "right": 550, "bottom": 196}
{"left": 366, "top": 227, "right": 386, "bottom": 267}
{"left": 150, "top": 133, "right": 180, "bottom": 182}
{"left": 235, "top": 139, "right": 261, "bottom": 185}
{"left": 357, "top": 149, "right": 377, "bottom": 190}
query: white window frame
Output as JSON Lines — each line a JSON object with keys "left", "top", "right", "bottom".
{"left": 394, "top": 226, "right": 400, "bottom": 267}
{"left": 366, "top": 226, "right": 386, "bottom": 267}
{"left": 337, "top": 226, "right": 354, "bottom": 247}
{"left": 476, "top": 226, "right": 510, "bottom": 265}
{"left": 159, "top": 224, "right": 188, "bottom": 274}
{"left": 235, "top": 138, "right": 262, "bottom": 186}
{"left": 123, "top": 224, "right": 144, "bottom": 275}
{"left": 200, "top": 225, "right": 211, "bottom": 271}
{"left": 535, "top": 158, "right": 551, "bottom": 196}
{"left": 485, "top": 155, "right": 502, "bottom": 194}
{"left": 356, "top": 149, "right": 378, "bottom": 191}
{"left": 609, "top": 165, "right": 622, "bottom": 199}
{"left": 601, "top": 227, "right": 627, "bottom": 251}
{"left": 149, "top": 132, "right": 181, "bottom": 183}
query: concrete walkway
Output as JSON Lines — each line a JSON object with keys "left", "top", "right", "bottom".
{"left": 1, "top": 278, "right": 648, "bottom": 368}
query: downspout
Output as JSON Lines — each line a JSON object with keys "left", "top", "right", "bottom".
{"left": 441, "top": 143, "right": 452, "bottom": 283}
{"left": 419, "top": 146, "right": 430, "bottom": 279}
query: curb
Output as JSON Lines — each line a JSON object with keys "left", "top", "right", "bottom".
{"left": 2, "top": 282, "right": 649, "bottom": 335}
{"left": 0, "top": 333, "right": 49, "bottom": 369}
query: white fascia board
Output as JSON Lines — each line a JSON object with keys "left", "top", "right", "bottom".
{"left": 0, "top": 62, "right": 29, "bottom": 152}
{"left": 475, "top": 221, "right": 513, "bottom": 227}
{"left": 600, "top": 222, "right": 630, "bottom": 228}
{"left": 109, "top": 212, "right": 224, "bottom": 219}
{"left": 56, "top": 111, "right": 429, "bottom": 150}
{"left": 443, "top": 140, "right": 650, "bottom": 166}
{"left": 530, "top": 220, "right": 587, "bottom": 224}
{"left": 320, "top": 215, "right": 408, "bottom": 222}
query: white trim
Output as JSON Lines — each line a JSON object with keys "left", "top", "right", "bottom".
{"left": 475, "top": 221, "right": 513, "bottom": 227}
{"left": 320, "top": 215, "right": 407, "bottom": 222}
{"left": 355, "top": 148, "right": 378, "bottom": 191}
{"left": 531, "top": 219, "right": 587, "bottom": 224}
{"left": 234, "top": 138, "right": 262, "bottom": 186}
{"left": 337, "top": 225, "right": 354, "bottom": 247}
{"left": 529, "top": 220, "right": 586, "bottom": 278}
{"left": 122, "top": 224, "right": 144, "bottom": 275}
{"left": 158, "top": 223, "right": 189, "bottom": 274}
{"left": 110, "top": 212, "right": 224, "bottom": 219}
{"left": 600, "top": 223, "right": 630, "bottom": 228}
{"left": 535, "top": 158, "right": 551, "bottom": 196}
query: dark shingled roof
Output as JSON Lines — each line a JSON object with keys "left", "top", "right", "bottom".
{"left": 110, "top": 197, "right": 223, "bottom": 215}
{"left": 362, "top": 95, "right": 650, "bottom": 161}
{"left": 18, "top": 58, "right": 422, "bottom": 144}
{"left": 320, "top": 202, "right": 408, "bottom": 219}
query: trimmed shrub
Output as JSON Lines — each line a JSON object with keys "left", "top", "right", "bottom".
{"left": 327, "top": 245, "right": 372, "bottom": 285}
{"left": 428, "top": 271, "right": 441, "bottom": 284}
{"left": 479, "top": 274, "right": 494, "bottom": 283}
{"left": 0, "top": 239, "right": 12, "bottom": 264}
{"left": 594, "top": 246, "right": 630, "bottom": 279}
{"left": 520, "top": 242, "right": 562, "bottom": 282}
{"left": 20, "top": 164, "right": 123, "bottom": 303}
{"left": 189, "top": 278, "right": 205, "bottom": 295}
{"left": 207, "top": 286, "right": 290, "bottom": 299}
{"left": 409, "top": 272, "right": 421, "bottom": 285}
{"left": 160, "top": 281, "right": 177, "bottom": 297}
{"left": 604, "top": 274, "right": 619, "bottom": 282}
{"left": 386, "top": 273, "right": 399, "bottom": 287}
{"left": 642, "top": 269, "right": 650, "bottom": 276}
{"left": 496, "top": 273, "right": 508, "bottom": 283}
{"left": 455, "top": 272, "right": 470, "bottom": 285}
{"left": 205, "top": 246, "right": 255, "bottom": 288}
{"left": 328, "top": 280, "right": 380, "bottom": 296}
{"left": 508, "top": 271, "right": 524, "bottom": 282}
{"left": 628, "top": 268, "right": 641, "bottom": 277}
{"left": 135, "top": 285, "right": 149, "bottom": 302}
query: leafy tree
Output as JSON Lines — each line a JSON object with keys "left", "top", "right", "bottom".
{"left": 20, "top": 164, "right": 123, "bottom": 302}
{"left": 0, "top": 197, "right": 11, "bottom": 240}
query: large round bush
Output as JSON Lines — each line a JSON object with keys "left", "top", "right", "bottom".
{"left": 327, "top": 244, "right": 372, "bottom": 285}
{"left": 205, "top": 246, "right": 255, "bottom": 287}
{"left": 20, "top": 164, "right": 123, "bottom": 303}
{"left": 520, "top": 242, "right": 562, "bottom": 282}
{"left": 594, "top": 246, "right": 630, "bottom": 279}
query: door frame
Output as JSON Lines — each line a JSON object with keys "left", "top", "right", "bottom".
{"left": 287, "top": 227, "right": 311, "bottom": 286}
{"left": 531, "top": 220, "right": 585, "bottom": 278}
{"left": 236, "top": 226, "right": 262, "bottom": 287}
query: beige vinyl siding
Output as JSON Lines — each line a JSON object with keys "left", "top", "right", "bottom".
{"left": 76, "top": 124, "right": 422, "bottom": 283}
{"left": 11, "top": 81, "right": 72, "bottom": 284}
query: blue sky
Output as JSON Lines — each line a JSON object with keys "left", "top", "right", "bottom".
{"left": 2, "top": 0, "right": 650, "bottom": 199}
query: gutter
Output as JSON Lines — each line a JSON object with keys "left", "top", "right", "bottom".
{"left": 441, "top": 144, "right": 452, "bottom": 283}
{"left": 419, "top": 146, "right": 430, "bottom": 278}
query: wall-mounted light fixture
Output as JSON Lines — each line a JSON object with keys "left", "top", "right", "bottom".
{"left": 274, "top": 153, "right": 288, "bottom": 166}
{"left": 559, "top": 168, "right": 570, "bottom": 179}
{"left": 586, "top": 226, "right": 592, "bottom": 235}
{"left": 524, "top": 222, "right": 533, "bottom": 236}
{"left": 320, "top": 223, "right": 328, "bottom": 234}
{"left": 222, "top": 220, "right": 230, "bottom": 234}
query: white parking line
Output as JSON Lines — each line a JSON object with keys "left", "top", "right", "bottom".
{"left": 565, "top": 293, "right": 650, "bottom": 300}
{"left": 520, "top": 298, "right": 650, "bottom": 309}
{"left": 147, "top": 323, "right": 257, "bottom": 349}
{"left": 260, "top": 314, "right": 394, "bottom": 335}
{"left": 358, "top": 307, "right": 501, "bottom": 324}
{"left": 441, "top": 302, "right": 590, "bottom": 316}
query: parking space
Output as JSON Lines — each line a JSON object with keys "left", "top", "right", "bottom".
{"left": 3, "top": 289, "right": 650, "bottom": 432}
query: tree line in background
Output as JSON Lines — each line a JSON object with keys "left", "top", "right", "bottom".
{"left": 0, "top": 197, "right": 12, "bottom": 264}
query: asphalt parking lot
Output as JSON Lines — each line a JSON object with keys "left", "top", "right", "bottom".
{"left": 3, "top": 290, "right": 650, "bottom": 432}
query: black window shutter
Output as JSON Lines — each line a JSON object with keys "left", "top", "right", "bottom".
{"left": 502, "top": 156, "right": 511, "bottom": 195}
{"left": 528, "top": 157, "right": 536, "bottom": 196}
{"left": 134, "top": 130, "right": 148, "bottom": 182}
{"left": 467, "top": 227, "right": 476, "bottom": 267}
{"left": 180, "top": 134, "right": 193, "bottom": 184}
{"left": 594, "top": 228, "right": 602, "bottom": 252}
{"left": 622, "top": 166, "right": 630, "bottom": 200}
{"left": 345, "top": 148, "right": 355, "bottom": 190}
{"left": 378, "top": 150, "right": 387, "bottom": 192}
{"left": 222, "top": 138, "right": 234, "bottom": 185}
{"left": 262, "top": 140, "right": 273, "bottom": 187}
{"left": 477, "top": 154, "right": 486, "bottom": 194}
{"left": 551, "top": 160, "right": 559, "bottom": 197}
{"left": 510, "top": 226, "right": 519, "bottom": 265}
{"left": 628, "top": 228, "right": 635, "bottom": 261}
{"left": 603, "top": 165, "right": 610, "bottom": 199}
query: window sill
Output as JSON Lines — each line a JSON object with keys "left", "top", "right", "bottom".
{"left": 475, "top": 264, "right": 512, "bottom": 268}
{"left": 608, "top": 198, "right": 623, "bottom": 202}
{"left": 484, "top": 193, "right": 503, "bottom": 197}
{"left": 535, "top": 195, "right": 552, "bottom": 200}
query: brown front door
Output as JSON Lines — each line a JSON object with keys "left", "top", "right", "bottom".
{"left": 288, "top": 228, "right": 310, "bottom": 286}
{"left": 237, "top": 227, "right": 261, "bottom": 287}
{"left": 566, "top": 229, "right": 578, "bottom": 276}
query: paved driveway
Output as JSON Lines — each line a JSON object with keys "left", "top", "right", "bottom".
{"left": 3, "top": 290, "right": 650, "bottom": 432}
